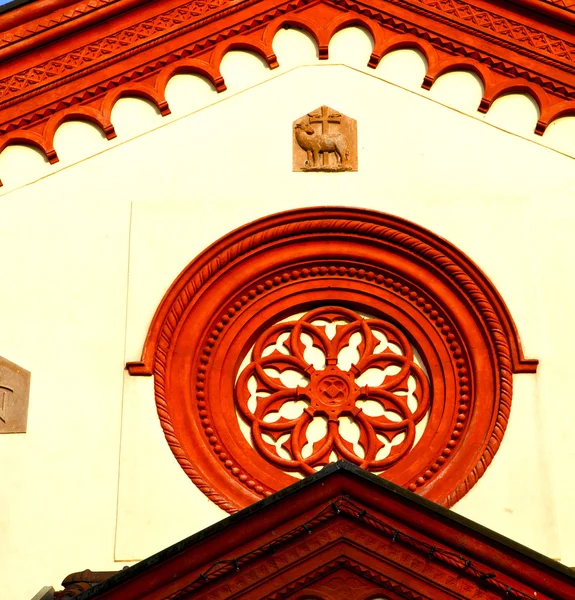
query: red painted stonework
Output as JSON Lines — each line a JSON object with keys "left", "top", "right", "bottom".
{"left": 127, "top": 208, "right": 537, "bottom": 513}
{"left": 3, "top": 0, "right": 575, "bottom": 184}
{"left": 235, "top": 307, "right": 431, "bottom": 474}
{"left": 67, "top": 463, "right": 575, "bottom": 600}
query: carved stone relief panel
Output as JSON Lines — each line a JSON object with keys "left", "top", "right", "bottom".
{"left": 0, "top": 355, "right": 30, "bottom": 433}
{"left": 293, "top": 106, "right": 358, "bottom": 172}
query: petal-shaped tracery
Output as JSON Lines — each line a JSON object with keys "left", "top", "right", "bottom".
{"left": 236, "top": 307, "right": 430, "bottom": 474}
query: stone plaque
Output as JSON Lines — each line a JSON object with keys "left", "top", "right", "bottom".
{"left": 293, "top": 105, "right": 358, "bottom": 172}
{"left": 0, "top": 355, "right": 30, "bottom": 433}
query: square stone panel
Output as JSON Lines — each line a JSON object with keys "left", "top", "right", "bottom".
{"left": 293, "top": 105, "right": 358, "bottom": 172}
{"left": 0, "top": 355, "right": 31, "bottom": 434}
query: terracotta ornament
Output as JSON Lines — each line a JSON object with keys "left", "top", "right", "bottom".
{"left": 293, "top": 106, "right": 358, "bottom": 172}
{"left": 0, "top": 355, "right": 30, "bottom": 434}
{"left": 3, "top": 0, "right": 575, "bottom": 183}
{"left": 236, "top": 307, "right": 428, "bottom": 473}
{"left": 127, "top": 207, "right": 537, "bottom": 513}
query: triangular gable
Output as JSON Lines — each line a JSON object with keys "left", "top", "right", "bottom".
{"left": 2, "top": 0, "right": 575, "bottom": 184}
{"left": 68, "top": 462, "right": 575, "bottom": 599}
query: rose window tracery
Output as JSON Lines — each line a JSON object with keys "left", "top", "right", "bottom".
{"left": 236, "top": 307, "right": 430, "bottom": 475}
{"left": 128, "top": 207, "right": 537, "bottom": 513}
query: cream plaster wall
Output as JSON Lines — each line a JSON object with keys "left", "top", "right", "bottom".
{"left": 0, "top": 28, "right": 574, "bottom": 598}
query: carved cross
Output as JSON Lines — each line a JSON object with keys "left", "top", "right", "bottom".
{"left": 293, "top": 105, "right": 357, "bottom": 172}
{"left": 308, "top": 106, "right": 342, "bottom": 134}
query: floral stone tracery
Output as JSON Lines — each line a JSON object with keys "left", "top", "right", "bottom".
{"left": 127, "top": 207, "right": 537, "bottom": 513}
{"left": 236, "top": 307, "right": 430, "bottom": 474}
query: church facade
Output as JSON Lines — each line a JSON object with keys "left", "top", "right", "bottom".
{"left": 1, "top": 0, "right": 575, "bottom": 595}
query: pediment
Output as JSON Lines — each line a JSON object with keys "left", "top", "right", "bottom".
{"left": 257, "top": 561, "right": 421, "bottom": 599}
{"left": 271, "top": 565, "right": 391, "bottom": 599}
{"left": 2, "top": 0, "right": 575, "bottom": 184}
{"left": 67, "top": 462, "right": 575, "bottom": 599}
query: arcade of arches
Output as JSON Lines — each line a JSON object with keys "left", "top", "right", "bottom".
{"left": 2, "top": 0, "right": 575, "bottom": 595}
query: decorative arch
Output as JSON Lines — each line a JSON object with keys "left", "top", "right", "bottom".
{"left": 127, "top": 207, "right": 537, "bottom": 513}
{"left": 382, "top": 35, "right": 437, "bottom": 74}
{"left": 210, "top": 36, "right": 279, "bottom": 72}
{"left": 423, "top": 59, "right": 487, "bottom": 93}
{"left": 101, "top": 83, "right": 171, "bottom": 125}
{"left": 155, "top": 59, "right": 227, "bottom": 97}
{"left": 0, "top": 130, "right": 58, "bottom": 164}
{"left": 2, "top": 0, "right": 575, "bottom": 178}
{"left": 44, "top": 106, "right": 116, "bottom": 150}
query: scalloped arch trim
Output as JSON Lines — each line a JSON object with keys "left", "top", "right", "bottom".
{"left": 2, "top": 0, "right": 575, "bottom": 184}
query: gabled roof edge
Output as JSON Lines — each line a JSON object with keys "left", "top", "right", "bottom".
{"left": 74, "top": 461, "right": 575, "bottom": 600}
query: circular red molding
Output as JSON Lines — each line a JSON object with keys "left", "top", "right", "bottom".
{"left": 127, "top": 207, "right": 537, "bottom": 513}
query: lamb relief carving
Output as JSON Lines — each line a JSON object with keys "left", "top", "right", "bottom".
{"left": 293, "top": 106, "right": 358, "bottom": 172}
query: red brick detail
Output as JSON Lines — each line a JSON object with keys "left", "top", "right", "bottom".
{"left": 2, "top": 0, "right": 575, "bottom": 184}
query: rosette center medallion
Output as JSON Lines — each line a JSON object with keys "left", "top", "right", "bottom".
{"left": 314, "top": 370, "right": 356, "bottom": 411}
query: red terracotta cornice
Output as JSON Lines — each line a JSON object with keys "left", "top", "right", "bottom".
{"left": 511, "top": 0, "right": 575, "bottom": 25}
{"left": 0, "top": 0, "right": 156, "bottom": 63}
{"left": 1, "top": 0, "right": 575, "bottom": 184}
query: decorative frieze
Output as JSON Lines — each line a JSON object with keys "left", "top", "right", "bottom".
{"left": 293, "top": 106, "right": 358, "bottom": 172}
{"left": 3, "top": 0, "right": 575, "bottom": 182}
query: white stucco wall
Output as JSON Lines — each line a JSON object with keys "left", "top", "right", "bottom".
{"left": 1, "top": 28, "right": 574, "bottom": 598}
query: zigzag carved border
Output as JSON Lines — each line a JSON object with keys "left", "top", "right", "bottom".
{"left": 2, "top": 0, "right": 575, "bottom": 184}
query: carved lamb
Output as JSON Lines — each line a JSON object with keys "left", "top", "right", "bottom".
{"left": 294, "top": 120, "right": 350, "bottom": 169}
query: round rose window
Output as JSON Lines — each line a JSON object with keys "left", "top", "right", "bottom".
{"left": 127, "top": 207, "right": 537, "bottom": 513}
{"left": 235, "top": 306, "right": 431, "bottom": 475}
